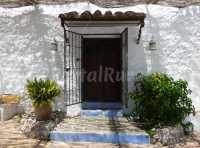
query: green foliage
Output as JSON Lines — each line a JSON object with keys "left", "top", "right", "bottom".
{"left": 26, "top": 78, "right": 61, "bottom": 108}
{"left": 146, "top": 128, "right": 156, "bottom": 137}
{"left": 129, "top": 73, "right": 195, "bottom": 128}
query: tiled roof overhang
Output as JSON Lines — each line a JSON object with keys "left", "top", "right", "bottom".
{"left": 59, "top": 10, "right": 146, "bottom": 27}
{"left": 59, "top": 10, "right": 146, "bottom": 21}
{"left": 59, "top": 10, "right": 146, "bottom": 44}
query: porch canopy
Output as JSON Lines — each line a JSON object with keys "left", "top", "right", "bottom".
{"left": 59, "top": 10, "right": 146, "bottom": 43}
{"left": 59, "top": 10, "right": 146, "bottom": 25}
{"left": 59, "top": 10, "right": 146, "bottom": 107}
{"left": 0, "top": 0, "right": 200, "bottom": 8}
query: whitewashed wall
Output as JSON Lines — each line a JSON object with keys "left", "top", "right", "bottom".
{"left": 0, "top": 3, "right": 200, "bottom": 130}
{"left": 0, "top": 7, "right": 64, "bottom": 94}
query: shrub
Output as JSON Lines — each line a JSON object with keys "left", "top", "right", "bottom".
{"left": 26, "top": 78, "right": 61, "bottom": 108}
{"left": 129, "top": 73, "right": 195, "bottom": 128}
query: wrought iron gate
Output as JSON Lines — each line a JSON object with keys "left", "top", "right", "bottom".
{"left": 64, "top": 30, "right": 82, "bottom": 106}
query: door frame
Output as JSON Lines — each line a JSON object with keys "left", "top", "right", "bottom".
{"left": 63, "top": 29, "right": 128, "bottom": 109}
{"left": 81, "top": 35, "right": 123, "bottom": 109}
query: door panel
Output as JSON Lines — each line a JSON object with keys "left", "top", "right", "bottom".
{"left": 83, "top": 38, "right": 122, "bottom": 102}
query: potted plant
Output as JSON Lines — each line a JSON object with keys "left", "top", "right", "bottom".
{"left": 26, "top": 78, "right": 61, "bottom": 120}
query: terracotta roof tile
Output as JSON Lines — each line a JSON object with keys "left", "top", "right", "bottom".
{"left": 59, "top": 10, "right": 146, "bottom": 21}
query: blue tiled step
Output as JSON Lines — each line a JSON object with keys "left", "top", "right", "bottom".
{"left": 50, "top": 132, "right": 150, "bottom": 144}
{"left": 50, "top": 116, "right": 150, "bottom": 144}
{"left": 82, "top": 102, "right": 122, "bottom": 109}
{"left": 81, "top": 110, "right": 123, "bottom": 118}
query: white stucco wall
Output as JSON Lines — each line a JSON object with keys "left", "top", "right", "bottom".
{"left": 0, "top": 7, "right": 64, "bottom": 93}
{"left": 0, "top": 2, "right": 200, "bottom": 130}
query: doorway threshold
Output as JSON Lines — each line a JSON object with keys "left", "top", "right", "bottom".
{"left": 82, "top": 102, "right": 122, "bottom": 110}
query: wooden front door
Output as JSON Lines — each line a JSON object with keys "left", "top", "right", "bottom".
{"left": 82, "top": 38, "right": 122, "bottom": 102}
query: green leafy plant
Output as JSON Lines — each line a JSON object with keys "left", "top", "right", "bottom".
{"left": 26, "top": 78, "right": 61, "bottom": 108}
{"left": 146, "top": 128, "right": 156, "bottom": 137}
{"left": 129, "top": 73, "right": 195, "bottom": 128}
{"left": 182, "top": 121, "right": 194, "bottom": 135}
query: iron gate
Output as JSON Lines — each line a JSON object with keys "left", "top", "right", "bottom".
{"left": 64, "top": 30, "right": 82, "bottom": 106}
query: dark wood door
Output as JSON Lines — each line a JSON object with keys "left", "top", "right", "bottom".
{"left": 83, "top": 38, "right": 122, "bottom": 102}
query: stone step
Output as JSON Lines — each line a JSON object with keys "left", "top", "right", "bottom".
{"left": 47, "top": 141, "right": 154, "bottom": 148}
{"left": 80, "top": 109, "right": 123, "bottom": 118}
{"left": 82, "top": 102, "right": 122, "bottom": 110}
{"left": 50, "top": 116, "right": 150, "bottom": 144}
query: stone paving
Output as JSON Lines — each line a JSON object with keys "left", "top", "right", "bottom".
{"left": 0, "top": 116, "right": 200, "bottom": 148}
{"left": 0, "top": 116, "right": 47, "bottom": 148}
{"left": 46, "top": 136, "right": 200, "bottom": 148}
{"left": 47, "top": 135, "right": 200, "bottom": 148}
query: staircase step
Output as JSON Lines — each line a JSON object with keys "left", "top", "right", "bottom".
{"left": 82, "top": 102, "right": 122, "bottom": 109}
{"left": 47, "top": 141, "right": 153, "bottom": 148}
{"left": 50, "top": 117, "right": 150, "bottom": 144}
{"left": 80, "top": 110, "right": 123, "bottom": 118}
{"left": 50, "top": 132, "right": 149, "bottom": 144}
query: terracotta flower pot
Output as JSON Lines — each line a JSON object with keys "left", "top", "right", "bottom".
{"left": 34, "top": 105, "right": 52, "bottom": 120}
